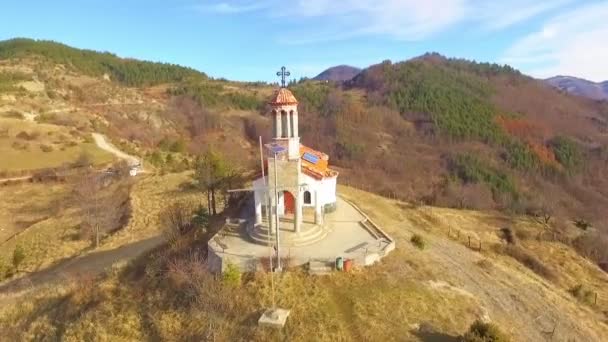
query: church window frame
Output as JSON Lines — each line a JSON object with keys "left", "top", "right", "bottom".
{"left": 303, "top": 190, "right": 312, "bottom": 205}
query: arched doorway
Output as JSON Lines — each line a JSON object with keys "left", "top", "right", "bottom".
{"left": 283, "top": 191, "right": 295, "bottom": 215}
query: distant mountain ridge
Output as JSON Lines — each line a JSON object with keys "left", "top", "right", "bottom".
{"left": 313, "top": 65, "right": 361, "bottom": 82}
{"left": 545, "top": 75, "right": 608, "bottom": 101}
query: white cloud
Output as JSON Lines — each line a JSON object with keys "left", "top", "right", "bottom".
{"left": 199, "top": 0, "right": 567, "bottom": 42}
{"left": 503, "top": 2, "right": 608, "bottom": 81}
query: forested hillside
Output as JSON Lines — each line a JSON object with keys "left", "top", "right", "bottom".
{"left": 0, "top": 38, "right": 207, "bottom": 86}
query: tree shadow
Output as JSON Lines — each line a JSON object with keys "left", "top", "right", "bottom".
{"left": 412, "top": 323, "right": 460, "bottom": 342}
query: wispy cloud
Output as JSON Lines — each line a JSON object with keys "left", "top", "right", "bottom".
{"left": 195, "top": 1, "right": 271, "bottom": 14}
{"left": 198, "top": 0, "right": 572, "bottom": 43}
{"left": 503, "top": 1, "right": 608, "bottom": 81}
{"left": 472, "top": 0, "right": 575, "bottom": 30}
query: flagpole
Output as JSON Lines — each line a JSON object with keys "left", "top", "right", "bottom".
{"left": 274, "top": 151, "right": 282, "bottom": 271}
{"left": 260, "top": 137, "right": 276, "bottom": 308}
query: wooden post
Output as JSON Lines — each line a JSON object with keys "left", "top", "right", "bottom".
{"left": 468, "top": 236, "right": 471, "bottom": 248}
{"left": 595, "top": 292, "right": 598, "bottom": 305}
{"left": 479, "top": 240, "right": 482, "bottom": 251}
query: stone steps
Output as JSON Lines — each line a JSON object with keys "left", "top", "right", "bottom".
{"left": 247, "top": 223, "right": 329, "bottom": 247}
{"left": 308, "top": 261, "right": 334, "bottom": 275}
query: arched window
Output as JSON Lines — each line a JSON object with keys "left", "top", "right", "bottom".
{"left": 281, "top": 110, "right": 288, "bottom": 138}
{"left": 303, "top": 191, "right": 312, "bottom": 204}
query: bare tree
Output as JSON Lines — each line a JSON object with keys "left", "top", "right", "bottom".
{"left": 74, "top": 173, "right": 108, "bottom": 247}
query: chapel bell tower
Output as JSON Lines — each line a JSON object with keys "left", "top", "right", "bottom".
{"left": 270, "top": 66, "right": 300, "bottom": 160}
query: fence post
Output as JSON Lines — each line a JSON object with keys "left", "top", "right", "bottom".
{"left": 595, "top": 292, "right": 598, "bottom": 305}
{"left": 479, "top": 240, "right": 482, "bottom": 251}
{"left": 468, "top": 236, "right": 471, "bottom": 248}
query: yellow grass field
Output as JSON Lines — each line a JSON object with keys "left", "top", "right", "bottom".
{"left": 0, "top": 117, "right": 114, "bottom": 172}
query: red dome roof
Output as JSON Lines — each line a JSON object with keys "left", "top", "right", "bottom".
{"left": 269, "top": 88, "right": 298, "bottom": 105}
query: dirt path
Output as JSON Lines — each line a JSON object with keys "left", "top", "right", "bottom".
{"left": 91, "top": 133, "right": 140, "bottom": 166}
{"left": 0, "top": 175, "right": 166, "bottom": 302}
{"left": 0, "top": 235, "right": 163, "bottom": 297}
{"left": 0, "top": 175, "right": 32, "bottom": 184}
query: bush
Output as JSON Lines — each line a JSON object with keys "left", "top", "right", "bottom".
{"left": 462, "top": 320, "right": 510, "bottom": 342}
{"left": 16, "top": 130, "right": 40, "bottom": 141}
{"left": 410, "top": 234, "right": 426, "bottom": 250}
{"left": 11, "top": 141, "right": 29, "bottom": 150}
{"left": 160, "top": 201, "right": 196, "bottom": 247}
{"left": 39, "top": 144, "right": 54, "bottom": 152}
{"left": 568, "top": 284, "right": 595, "bottom": 305}
{"left": 498, "top": 245, "right": 555, "bottom": 280}
{"left": 1, "top": 111, "right": 24, "bottom": 119}
{"left": 12, "top": 245, "right": 26, "bottom": 271}
{"left": 222, "top": 262, "right": 241, "bottom": 287}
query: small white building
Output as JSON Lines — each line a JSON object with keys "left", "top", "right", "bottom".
{"left": 252, "top": 87, "right": 338, "bottom": 232}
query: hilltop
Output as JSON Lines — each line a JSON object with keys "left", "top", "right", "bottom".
{"left": 313, "top": 65, "right": 361, "bottom": 82}
{"left": 545, "top": 75, "right": 608, "bottom": 101}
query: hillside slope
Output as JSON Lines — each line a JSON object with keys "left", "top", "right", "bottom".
{"left": 1, "top": 187, "right": 607, "bottom": 341}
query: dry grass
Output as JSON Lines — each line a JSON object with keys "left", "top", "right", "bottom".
{"left": 2, "top": 185, "right": 608, "bottom": 341}
{"left": 0, "top": 118, "right": 113, "bottom": 172}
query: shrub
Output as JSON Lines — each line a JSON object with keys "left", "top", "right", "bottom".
{"left": 222, "top": 262, "right": 241, "bottom": 287}
{"left": 16, "top": 130, "right": 40, "bottom": 141}
{"left": 462, "top": 320, "right": 510, "bottom": 342}
{"left": 498, "top": 245, "right": 555, "bottom": 280}
{"left": 12, "top": 245, "right": 26, "bottom": 271}
{"left": 500, "top": 228, "right": 517, "bottom": 245}
{"left": 39, "top": 144, "right": 53, "bottom": 152}
{"left": 410, "top": 234, "right": 426, "bottom": 250}
{"left": 1, "top": 111, "right": 24, "bottom": 119}
{"left": 11, "top": 141, "right": 29, "bottom": 150}
{"left": 160, "top": 201, "right": 196, "bottom": 247}
{"left": 568, "top": 284, "right": 595, "bottom": 305}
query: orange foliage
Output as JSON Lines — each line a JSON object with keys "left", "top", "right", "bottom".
{"left": 495, "top": 116, "right": 549, "bottom": 142}
{"left": 528, "top": 141, "right": 559, "bottom": 167}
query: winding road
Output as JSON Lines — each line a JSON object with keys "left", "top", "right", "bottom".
{"left": 91, "top": 133, "right": 140, "bottom": 167}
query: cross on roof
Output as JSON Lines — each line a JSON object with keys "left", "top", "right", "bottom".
{"left": 276, "top": 66, "right": 291, "bottom": 88}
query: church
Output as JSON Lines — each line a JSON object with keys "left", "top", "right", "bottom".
{"left": 252, "top": 84, "right": 339, "bottom": 234}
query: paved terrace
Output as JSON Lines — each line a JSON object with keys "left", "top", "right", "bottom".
{"left": 208, "top": 197, "right": 395, "bottom": 272}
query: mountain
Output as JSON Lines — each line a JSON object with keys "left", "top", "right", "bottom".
{"left": 545, "top": 75, "right": 608, "bottom": 101}
{"left": 313, "top": 65, "right": 361, "bottom": 82}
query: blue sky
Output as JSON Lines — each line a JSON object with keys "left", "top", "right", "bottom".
{"left": 1, "top": 0, "right": 607, "bottom": 82}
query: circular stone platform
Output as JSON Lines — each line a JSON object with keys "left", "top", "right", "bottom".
{"left": 207, "top": 197, "right": 395, "bottom": 273}
{"left": 247, "top": 218, "right": 329, "bottom": 247}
